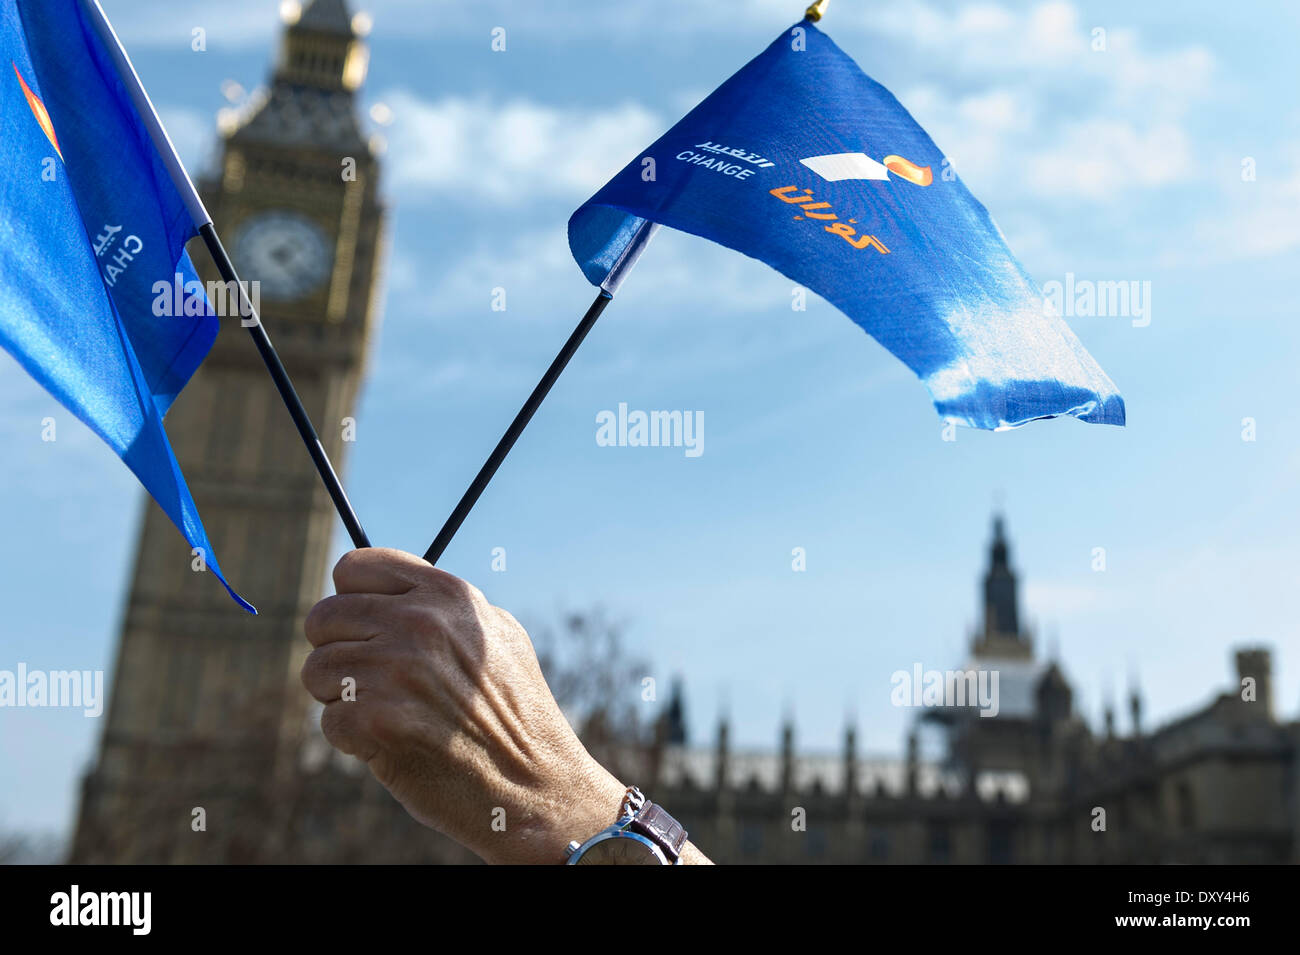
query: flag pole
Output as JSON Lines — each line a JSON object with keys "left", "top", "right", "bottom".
{"left": 198, "top": 224, "right": 371, "bottom": 549}
{"left": 804, "top": 0, "right": 830, "bottom": 20}
{"left": 423, "top": 3, "right": 830, "bottom": 564}
{"left": 423, "top": 289, "right": 613, "bottom": 563}
{"left": 82, "top": 0, "right": 370, "bottom": 550}
{"left": 422, "top": 210, "right": 657, "bottom": 564}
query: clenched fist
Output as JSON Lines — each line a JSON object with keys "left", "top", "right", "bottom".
{"left": 300, "top": 548, "right": 628, "bottom": 865}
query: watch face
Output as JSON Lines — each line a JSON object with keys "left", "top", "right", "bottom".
{"left": 572, "top": 832, "right": 668, "bottom": 865}
{"left": 233, "top": 210, "right": 332, "bottom": 302}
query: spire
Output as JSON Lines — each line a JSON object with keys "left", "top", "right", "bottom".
{"left": 714, "top": 715, "right": 729, "bottom": 792}
{"left": 779, "top": 718, "right": 795, "bottom": 795}
{"left": 295, "top": 0, "right": 356, "bottom": 35}
{"left": 905, "top": 728, "right": 919, "bottom": 796}
{"left": 662, "top": 677, "right": 687, "bottom": 745}
{"left": 230, "top": 0, "right": 371, "bottom": 151}
{"left": 276, "top": 0, "right": 368, "bottom": 92}
{"left": 843, "top": 722, "right": 857, "bottom": 798}
{"left": 972, "top": 513, "right": 1032, "bottom": 660}
{"left": 1129, "top": 675, "right": 1143, "bottom": 737}
{"left": 984, "top": 513, "right": 1019, "bottom": 636}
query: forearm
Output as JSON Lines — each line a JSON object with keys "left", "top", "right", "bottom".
{"left": 481, "top": 756, "right": 713, "bottom": 865}
{"left": 679, "top": 842, "right": 714, "bottom": 865}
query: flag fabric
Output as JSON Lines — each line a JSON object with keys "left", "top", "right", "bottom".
{"left": 569, "top": 20, "right": 1125, "bottom": 431}
{"left": 0, "top": 0, "right": 253, "bottom": 611}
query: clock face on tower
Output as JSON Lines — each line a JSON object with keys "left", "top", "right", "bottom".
{"left": 233, "top": 210, "right": 333, "bottom": 302}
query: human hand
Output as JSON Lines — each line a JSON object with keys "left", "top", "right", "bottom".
{"left": 300, "top": 548, "right": 626, "bottom": 864}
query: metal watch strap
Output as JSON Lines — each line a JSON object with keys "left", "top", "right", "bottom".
{"left": 619, "top": 785, "right": 646, "bottom": 821}
{"left": 625, "top": 791, "right": 688, "bottom": 862}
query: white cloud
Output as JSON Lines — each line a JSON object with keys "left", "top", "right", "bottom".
{"left": 1102, "top": 30, "right": 1215, "bottom": 119}
{"left": 856, "top": 0, "right": 1213, "bottom": 101}
{"left": 1223, "top": 169, "right": 1300, "bottom": 257}
{"left": 957, "top": 89, "right": 1032, "bottom": 133}
{"left": 1171, "top": 158, "right": 1300, "bottom": 266}
{"left": 394, "top": 220, "right": 791, "bottom": 319}
{"left": 104, "top": 0, "right": 284, "bottom": 48}
{"left": 860, "top": 2, "right": 1214, "bottom": 211}
{"left": 379, "top": 90, "right": 663, "bottom": 202}
{"left": 1024, "top": 121, "right": 1194, "bottom": 200}
{"left": 411, "top": 225, "right": 575, "bottom": 306}
{"left": 121, "top": 0, "right": 1215, "bottom": 216}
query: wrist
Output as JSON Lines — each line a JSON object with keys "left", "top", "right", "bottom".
{"left": 481, "top": 758, "right": 626, "bottom": 865}
{"left": 553, "top": 762, "right": 629, "bottom": 859}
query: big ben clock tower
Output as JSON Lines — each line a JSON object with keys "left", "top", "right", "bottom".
{"left": 71, "top": 0, "right": 386, "bottom": 863}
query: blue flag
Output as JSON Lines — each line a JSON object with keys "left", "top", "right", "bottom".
{"left": 1, "top": 0, "right": 253, "bottom": 611}
{"left": 570, "top": 20, "right": 1125, "bottom": 430}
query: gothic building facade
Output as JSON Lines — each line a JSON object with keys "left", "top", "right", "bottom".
{"left": 651, "top": 517, "right": 1298, "bottom": 865}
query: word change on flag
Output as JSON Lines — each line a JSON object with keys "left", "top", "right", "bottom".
{"left": 569, "top": 20, "right": 1126, "bottom": 431}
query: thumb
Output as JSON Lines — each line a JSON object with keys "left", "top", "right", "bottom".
{"left": 332, "top": 547, "right": 427, "bottom": 595}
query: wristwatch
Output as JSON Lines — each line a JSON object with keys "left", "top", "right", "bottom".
{"left": 563, "top": 786, "right": 688, "bottom": 865}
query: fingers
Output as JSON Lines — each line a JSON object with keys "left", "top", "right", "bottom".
{"left": 332, "top": 547, "right": 483, "bottom": 604}
{"left": 305, "top": 593, "right": 392, "bottom": 648}
{"left": 332, "top": 548, "right": 425, "bottom": 596}
{"left": 319, "top": 700, "right": 380, "bottom": 761}
{"left": 301, "top": 640, "right": 369, "bottom": 703}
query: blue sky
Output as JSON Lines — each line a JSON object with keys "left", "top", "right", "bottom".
{"left": 2, "top": 0, "right": 1298, "bottom": 837}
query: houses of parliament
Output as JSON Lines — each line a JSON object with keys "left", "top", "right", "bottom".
{"left": 651, "top": 516, "right": 1297, "bottom": 865}
{"left": 68, "top": 0, "right": 1297, "bottom": 865}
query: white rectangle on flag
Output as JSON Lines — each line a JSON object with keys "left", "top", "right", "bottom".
{"left": 799, "top": 152, "right": 891, "bottom": 181}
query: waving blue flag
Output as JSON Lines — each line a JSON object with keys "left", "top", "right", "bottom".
{"left": 570, "top": 20, "right": 1125, "bottom": 430}
{"left": 0, "top": 0, "right": 253, "bottom": 611}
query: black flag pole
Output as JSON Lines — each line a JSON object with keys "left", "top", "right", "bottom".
{"left": 423, "top": 289, "right": 613, "bottom": 564}
{"left": 422, "top": 3, "right": 830, "bottom": 565}
{"left": 84, "top": 1, "right": 371, "bottom": 549}
{"left": 199, "top": 224, "right": 371, "bottom": 550}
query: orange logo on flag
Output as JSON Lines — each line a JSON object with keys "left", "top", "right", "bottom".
{"left": 882, "top": 155, "right": 932, "bottom": 187}
{"left": 13, "top": 62, "right": 62, "bottom": 160}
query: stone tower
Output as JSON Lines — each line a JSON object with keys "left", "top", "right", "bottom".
{"left": 972, "top": 514, "right": 1032, "bottom": 661}
{"left": 70, "top": 0, "right": 384, "bottom": 863}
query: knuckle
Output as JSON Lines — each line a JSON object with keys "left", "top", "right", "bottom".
{"left": 319, "top": 703, "right": 349, "bottom": 748}
{"left": 448, "top": 572, "right": 486, "bottom": 604}
{"left": 388, "top": 597, "right": 442, "bottom": 642}
{"left": 301, "top": 650, "right": 336, "bottom": 698}
{"left": 331, "top": 549, "right": 369, "bottom": 591}
{"left": 385, "top": 649, "right": 429, "bottom": 694}
{"left": 364, "top": 638, "right": 403, "bottom": 676}
{"left": 300, "top": 649, "right": 319, "bottom": 684}
{"left": 366, "top": 704, "right": 401, "bottom": 746}
{"left": 304, "top": 643, "right": 369, "bottom": 695}
{"left": 420, "top": 564, "right": 478, "bottom": 601}
{"left": 456, "top": 581, "right": 487, "bottom": 611}
{"left": 303, "top": 596, "right": 338, "bottom": 642}
{"left": 493, "top": 606, "right": 523, "bottom": 632}
{"left": 360, "top": 707, "right": 383, "bottom": 741}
